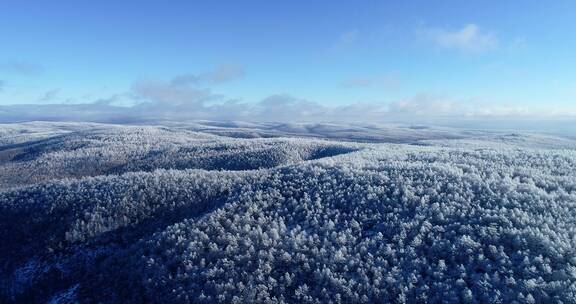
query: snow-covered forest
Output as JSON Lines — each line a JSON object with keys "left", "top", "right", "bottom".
{"left": 1, "top": 121, "right": 576, "bottom": 303}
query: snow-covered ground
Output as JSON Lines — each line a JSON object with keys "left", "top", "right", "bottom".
{"left": 1, "top": 121, "right": 576, "bottom": 303}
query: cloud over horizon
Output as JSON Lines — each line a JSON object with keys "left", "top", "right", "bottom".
{"left": 1, "top": 90, "right": 574, "bottom": 126}
{"left": 1, "top": 66, "right": 575, "bottom": 135}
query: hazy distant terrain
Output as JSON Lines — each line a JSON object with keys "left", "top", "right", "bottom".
{"left": 1, "top": 121, "right": 576, "bottom": 303}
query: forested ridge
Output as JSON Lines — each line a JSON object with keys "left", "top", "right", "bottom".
{"left": 1, "top": 122, "right": 576, "bottom": 303}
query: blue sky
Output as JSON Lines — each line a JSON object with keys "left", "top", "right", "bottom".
{"left": 1, "top": 0, "right": 575, "bottom": 120}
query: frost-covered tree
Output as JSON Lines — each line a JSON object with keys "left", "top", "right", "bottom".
{"left": 0, "top": 123, "right": 575, "bottom": 303}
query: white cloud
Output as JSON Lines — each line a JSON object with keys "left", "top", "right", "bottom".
{"left": 420, "top": 24, "right": 498, "bottom": 53}
{"left": 0, "top": 61, "right": 44, "bottom": 76}
{"left": 132, "top": 80, "right": 214, "bottom": 107}
{"left": 38, "top": 89, "right": 60, "bottom": 102}
{"left": 170, "top": 65, "right": 244, "bottom": 86}
{"left": 471, "top": 105, "right": 576, "bottom": 118}
{"left": 342, "top": 73, "right": 400, "bottom": 89}
{"left": 130, "top": 65, "right": 244, "bottom": 112}
{"left": 251, "top": 95, "right": 328, "bottom": 121}
{"left": 1, "top": 92, "right": 575, "bottom": 135}
{"left": 388, "top": 94, "right": 467, "bottom": 115}
{"left": 2, "top": 70, "right": 575, "bottom": 132}
{"left": 331, "top": 29, "right": 361, "bottom": 50}
{"left": 338, "top": 29, "right": 360, "bottom": 45}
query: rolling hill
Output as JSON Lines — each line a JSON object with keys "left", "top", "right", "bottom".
{"left": 1, "top": 122, "right": 575, "bottom": 303}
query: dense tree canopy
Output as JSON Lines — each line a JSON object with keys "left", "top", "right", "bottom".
{"left": 1, "top": 123, "right": 575, "bottom": 303}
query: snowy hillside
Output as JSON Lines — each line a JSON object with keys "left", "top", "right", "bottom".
{"left": 1, "top": 122, "right": 576, "bottom": 303}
